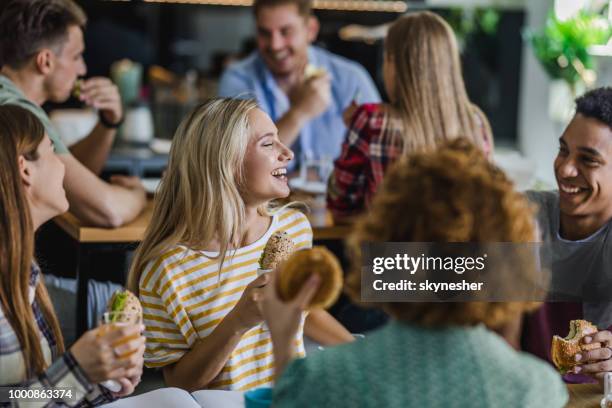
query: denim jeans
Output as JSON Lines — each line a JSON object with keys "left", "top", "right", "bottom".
{"left": 44, "top": 274, "right": 122, "bottom": 345}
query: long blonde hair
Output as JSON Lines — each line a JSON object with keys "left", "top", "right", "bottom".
{"left": 384, "top": 11, "right": 491, "bottom": 153}
{"left": 0, "top": 105, "right": 65, "bottom": 376}
{"left": 128, "top": 98, "right": 261, "bottom": 295}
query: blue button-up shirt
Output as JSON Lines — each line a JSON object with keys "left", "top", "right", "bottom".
{"left": 218, "top": 46, "right": 381, "bottom": 169}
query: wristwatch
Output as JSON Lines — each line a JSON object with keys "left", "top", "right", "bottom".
{"left": 98, "top": 111, "right": 124, "bottom": 129}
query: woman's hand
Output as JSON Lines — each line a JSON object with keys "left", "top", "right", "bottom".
{"left": 574, "top": 330, "right": 612, "bottom": 384}
{"left": 262, "top": 269, "right": 319, "bottom": 374}
{"left": 113, "top": 373, "right": 143, "bottom": 398}
{"left": 342, "top": 100, "right": 359, "bottom": 127}
{"left": 70, "top": 324, "right": 145, "bottom": 384}
{"left": 226, "top": 273, "right": 270, "bottom": 332}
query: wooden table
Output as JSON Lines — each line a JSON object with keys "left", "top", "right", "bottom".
{"left": 54, "top": 201, "right": 351, "bottom": 243}
{"left": 53, "top": 200, "right": 351, "bottom": 334}
{"left": 567, "top": 384, "right": 602, "bottom": 407}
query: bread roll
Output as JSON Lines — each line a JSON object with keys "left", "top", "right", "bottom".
{"left": 304, "top": 64, "right": 327, "bottom": 80}
{"left": 277, "top": 246, "right": 343, "bottom": 309}
{"left": 107, "top": 289, "right": 143, "bottom": 324}
{"left": 551, "top": 319, "right": 600, "bottom": 373}
{"left": 259, "top": 231, "right": 295, "bottom": 270}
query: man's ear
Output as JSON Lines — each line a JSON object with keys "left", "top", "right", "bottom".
{"left": 34, "top": 49, "right": 54, "bottom": 75}
{"left": 18, "top": 155, "right": 33, "bottom": 188}
{"left": 307, "top": 15, "right": 320, "bottom": 43}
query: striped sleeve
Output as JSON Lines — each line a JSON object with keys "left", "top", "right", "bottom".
{"left": 277, "top": 209, "right": 313, "bottom": 250}
{"left": 139, "top": 249, "right": 197, "bottom": 368}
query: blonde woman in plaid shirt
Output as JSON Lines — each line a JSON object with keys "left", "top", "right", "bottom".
{"left": 0, "top": 106, "right": 145, "bottom": 406}
{"left": 328, "top": 11, "right": 493, "bottom": 221}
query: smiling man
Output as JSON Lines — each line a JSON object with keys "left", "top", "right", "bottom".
{"left": 523, "top": 87, "right": 612, "bottom": 384}
{"left": 0, "top": 0, "right": 146, "bottom": 228}
{"left": 218, "top": 0, "right": 380, "bottom": 170}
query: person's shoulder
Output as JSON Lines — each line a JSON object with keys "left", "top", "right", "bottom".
{"left": 0, "top": 92, "right": 44, "bottom": 116}
{"left": 277, "top": 207, "right": 311, "bottom": 230}
{"left": 219, "top": 53, "right": 265, "bottom": 98}
{"left": 275, "top": 206, "right": 312, "bottom": 245}
{"left": 139, "top": 245, "right": 196, "bottom": 289}
{"left": 274, "top": 342, "right": 361, "bottom": 407}
{"left": 470, "top": 328, "right": 568, "bottom": 406}
{"left": 525, "top": 190, "right": 558, "bottom": 218}
{"left": 222, "top": 52, "right": 260, "bottom": 76}
{"left": 273, "top": 355, "right": 329, "bottom": 406}
{"left": 499, "top": 350, "right": 568, "bottom": 406}
{"left": 349, "top": 103, "right": 387, "bottom": 136}
{"left": 355, "top": 102, "right": 385, "bottom": 117}
{"left": 525, "top": 189, "right": 557, "bottom": 204}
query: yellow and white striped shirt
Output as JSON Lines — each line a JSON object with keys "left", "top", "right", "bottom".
{"left": 139, "top": 208, "right": 312, "bottom": 391}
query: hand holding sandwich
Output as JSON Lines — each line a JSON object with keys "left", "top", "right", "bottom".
{"left": 72, "top": 289, "right": 146, "bottom": 396}
{"left": 262, "top": 268, "right": 320, "bottom": 378}
{"left": 289, "top": 71, "right": 331, "bottom": 122}
{"left": 70, "top": 323, "right": 145, "bottom": 394}
{"left": 552, "top": 319, "right": 612, "bottom": 384}
{"left": 226, "top": 273, "right": 269, "bottom": 332}
{"left": 76, "top": 77, "right": 123, "bottom": 126}
{"left": 573, "top": 330, "right": 612, "bottom": 383}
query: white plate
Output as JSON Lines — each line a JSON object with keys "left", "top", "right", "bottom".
{"left": 150, "top": 138, "right": 172, "bottom": 155}
{"left": 289, "top": 178, "right": 327, "bottom": 195}
{"left": 142, "top": 178, "right": 161, "bottom": 194}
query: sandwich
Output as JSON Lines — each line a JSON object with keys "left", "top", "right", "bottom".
{"left": 106, "top": 289, "right": 143, "bottom": 324}
{"left": 72, "top": 79, "right": 83, "bottom": 99}
{"left": 304, "top": 64, "right": 327, "bottom": 81}
{"left": 551, "top": 319, "right": 601, "bottom": 373}
{"left": 277, "top": 246, "right": 343, "bottom": 310}
{"left": 259, "top": 231, "right": 295, "bottom": 271}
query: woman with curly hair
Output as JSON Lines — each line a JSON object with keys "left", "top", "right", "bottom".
{"left": 263, "top": 138, "right": 567, "bottom": 407}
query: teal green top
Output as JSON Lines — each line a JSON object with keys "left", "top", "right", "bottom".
{"left": 0, "top": 75, "right": 68, "bottom": 154}
{"left": 274, "top": 321, "right": 568, "bottom": 408}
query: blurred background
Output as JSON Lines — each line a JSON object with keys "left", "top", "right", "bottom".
{"left": 46, "top": 0, "right": 612, "bottom": 187}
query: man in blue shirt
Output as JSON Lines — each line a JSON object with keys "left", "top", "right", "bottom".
{"left": 219, "top": 0, "right": 381, "bottom": 169}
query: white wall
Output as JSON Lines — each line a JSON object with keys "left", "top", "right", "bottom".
{"left": 427, "top": 0, "right": 559, "bottom": 185}
{"left": 518, "top": 0, "right": 559, "bottom": 185}
{"left": 190, "top": 7, "right": 254, "bottom": 71}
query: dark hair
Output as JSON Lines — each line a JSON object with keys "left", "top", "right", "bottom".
{"left": 253, "top": 0, "right": 311, "bottom": 18}
{"left": 0, "top": 0, "right": 86, "bottom": 68}
{"left": 575, "top": 87, "right": 612, "bottom": 129}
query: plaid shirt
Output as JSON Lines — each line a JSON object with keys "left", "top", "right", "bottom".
{"left": 0, "top": 264, "right": 114, "bottom": 407}
{"left": 327, "top": 103, "right": 492, "bottom": 218}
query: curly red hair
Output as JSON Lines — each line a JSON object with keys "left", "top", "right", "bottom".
{"left": 345, "top": 138, "right": 540, "bottom": 328}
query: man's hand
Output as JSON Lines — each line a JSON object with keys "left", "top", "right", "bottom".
{"left": 289, "top": 73, "right": 331, "bottom": 121}
{"left": 574, "top": 330, "right": 612, "bottom": 384}
{"left": 109, "top": 175, "right": 146, "bottom": 204}
{"left": 79, "top": 77, "right": 123, "bottom": 125}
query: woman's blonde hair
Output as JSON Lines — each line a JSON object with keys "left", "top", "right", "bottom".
{"left": 128, "top": 98, "right": 261, "bottom": 295}
{"left": 383, "top": 11, "right": 492, "bottom": 154}
{"left": 345, "top": 138, "right": 538, "bottom": 329}
{"left": 0, "top": 105, "right": 65, "bottom": 376}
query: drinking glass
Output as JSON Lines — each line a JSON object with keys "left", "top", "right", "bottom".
{"left": 97, "top": 311, "right": 142, "bottom": 392}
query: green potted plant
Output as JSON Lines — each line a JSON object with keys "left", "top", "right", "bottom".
{"left": 528, "top": 10, "right": 610, "bottom": 92}
{"left": 527, "top": 9, "right": 610, "bottom": 122}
